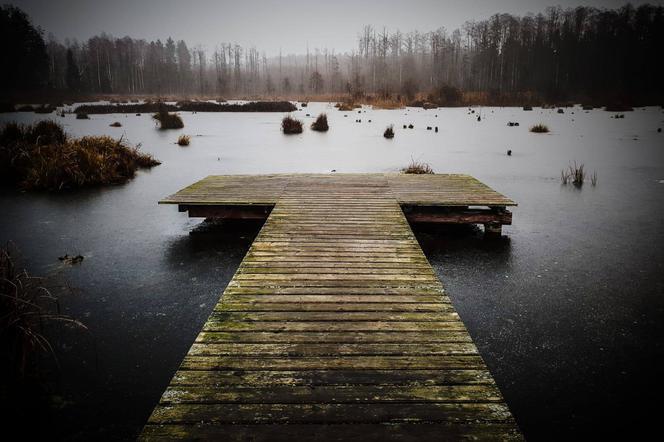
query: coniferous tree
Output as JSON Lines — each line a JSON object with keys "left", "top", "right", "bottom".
{"left": 0, "top": 5, "right": 49, "bottom": 93}
{"left": 65, "top": 49, "right": 80, "bottom": 92}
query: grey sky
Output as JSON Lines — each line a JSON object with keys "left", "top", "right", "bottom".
{"left": 12, "top": 0, "right": 663, "bottom": 55}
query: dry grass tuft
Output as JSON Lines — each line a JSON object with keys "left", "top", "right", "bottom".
{"left": 152, "top": 110, "right": 184, "bottom": 129}
{"left": 0, "top": 120, "right": 160, "bottom": 190}
{"left": 367, "top": 97, "right": 405, "bottom": 109}
{"left": 560, "top": 161, "right": 586, "bottom": 186}
{"left": 282, "top": 115, "right": 303, "bottom": 134}
{"left": 337, "top": 102, "right": 359, "bottom": 111}
{"left": 177, "top": 135, "right": 191, "bottom": 146}
{"left": 402, "top": 158, "right": 434, "bottom": 174}
{"left": 311, "top": 114, "right": 329, "bottom": 132}
{"left": 530, "top": 123, "right": 549, "bottom": 133}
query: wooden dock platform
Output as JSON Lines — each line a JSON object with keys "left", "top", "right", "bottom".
{"left": 142, "top": 174, "right": 520, "bottom": 440}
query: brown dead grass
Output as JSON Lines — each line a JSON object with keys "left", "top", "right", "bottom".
{"left": 402, "top": 159, "right": 434, "bottom": 174}
{"left": 282, "top": 116, "right": 303, "bottom": 134}
{"left": 0, "top": 120, "right": 160, "bottom": 190}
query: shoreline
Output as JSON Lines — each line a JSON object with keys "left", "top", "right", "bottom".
{"left": 2, "top": 92, "right": 659, "bottom": 112}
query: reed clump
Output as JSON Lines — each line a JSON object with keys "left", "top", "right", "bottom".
{"left": 153, "top": 110, "right": 184, "bottom": 129}
{"left": 337, "top": 102, "right": 359, "bottom": 111}
{"left": 560, "top": 161, "right": 587, "bottom": 186}
{"left": 402, "top": 159, "right": 434, "bottom": 174}
{"left": 530, "top": 123, "right": 549, "bottom": 133}
{"left": 383, "top": 125, "right": 395, "bottom": 139}
{"left": 177, "top": 134, "right": 191, "bottom": 146}
{"left": 311, "top": 114, "right": 329, "bottom": 132}
{"left": 0, "top": 120, "right": 160, "bottom": 190}
{"left": 1, "top": 243, "right": 86, "bottom": 379}
{"left": 282, "top": 115, "right": 303, "bottom": 134}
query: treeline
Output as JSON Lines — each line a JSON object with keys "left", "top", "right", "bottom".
{"left": 2, "top": 3, "right": 663, "bottom": 104}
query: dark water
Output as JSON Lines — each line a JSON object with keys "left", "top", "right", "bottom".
{"left": 1, "top": 104, "right": 663, "bottom": 439}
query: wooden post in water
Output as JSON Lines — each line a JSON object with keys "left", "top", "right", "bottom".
{"left": 484, "top": 222, "right": 503, "bottom": 236}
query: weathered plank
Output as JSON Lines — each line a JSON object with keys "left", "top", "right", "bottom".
{"left": 195, "top": 331, "right": 475, "bottom": 344}
{"left": 141, "top": 423, "right": 522, "bottom": 441}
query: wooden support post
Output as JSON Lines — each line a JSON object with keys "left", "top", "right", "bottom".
{"left": 402, "top": 205, "right": 511, "bottom": 226}
{"left": 484, "top": 222, "right": 502, "bottom": 236}
{"left": 179, "top": 204, "right": 273, "bottom": 219}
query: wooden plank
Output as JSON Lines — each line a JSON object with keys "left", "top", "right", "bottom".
{"left": 215, "top": 302, "right": 450, "bottom": 311}
{"left": 143, "top": 174, "right": 521, "bottom": 440}
{"left": 169, "top": 369, "right": 495, "bottom": 386}
{"left": 178, "top": 355, "right": 487, "bottom": 370}
{"left": 404, "top": 207, "right": 513, "bottom": 225}
{"left": 195, "top": 331, "right": 475, "bottom": 344}
{"left": 186, "top": 342, "right": 479, "bottom": 356}
{"left": 159, "top": 384, "right": 504, "bottom": 404}
{"left": 201, "top": 321, "right": 468, "bottom": 333}
{"left": 207, "top": 311, "right": 460, "bottom": 322}
{"left": 182, "top": 204, "right": 272, "bottom": 219}
{"left": 147, "top": 402, "right": 516, "bottom": 424}
{"left": 140, "top": 422, "right": 522, "bottom": 441}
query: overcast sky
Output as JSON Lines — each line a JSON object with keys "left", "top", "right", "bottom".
{"left": 11, "top": 0, "right": 663, "bottom": 55}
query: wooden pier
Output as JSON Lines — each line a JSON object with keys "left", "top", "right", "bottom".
{"left": 142, "top": 174, "right": 520, "bottom": 440}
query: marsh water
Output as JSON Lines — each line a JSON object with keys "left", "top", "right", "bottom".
{"left": 1, "top": 103, "right": 663, "bottom": 440}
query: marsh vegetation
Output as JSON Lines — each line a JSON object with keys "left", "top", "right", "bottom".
{"left": 152, "top": 110, "right": 184, "bottom": 129}
{"left": 0, "top": 243, "right": 86, "bottom": 378}
{"left": 282, "top": 115, "right": 303, "bottom": 134}
{"left": 530, "top": 123, "right": 550, "bottom": 133}
{"left": 0, "top": 121, "right": 160, "bottom": 190}
{"left": 177, "top": 134, "right": 191, "bottom": 146}
{"left": 74, "top": 101, "right": 296, "bottom": 115}
{"left": 402, "top": 159, "right": 434, "bottom": 174}
{"left": 311, "top": 114, "right": 329, "bottom": 132}
{"left": 560, "top": 162, "right": 590, "bottom": 186}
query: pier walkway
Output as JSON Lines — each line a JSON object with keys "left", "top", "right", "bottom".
{"left": 141, "top": 174, "right": 520, "bottom": 440}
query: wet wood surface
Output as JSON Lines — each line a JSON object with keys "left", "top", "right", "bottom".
{"left": 159, "top": 173, "right": 516, "bottom": 207}
{"left": 142, "top": 175, "right": 521, "bottom": 440}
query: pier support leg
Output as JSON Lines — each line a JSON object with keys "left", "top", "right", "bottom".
{"left": 484, "top": 222, "right": 502, "bottom": 237}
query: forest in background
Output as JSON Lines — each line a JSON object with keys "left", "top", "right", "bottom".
{"left": 1, "top": 3, "right": 663, "bottom": 105}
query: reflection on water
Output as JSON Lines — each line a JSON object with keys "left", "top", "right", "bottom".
{"left": 1, "top": 104, "right": 663, "bottom": 439}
